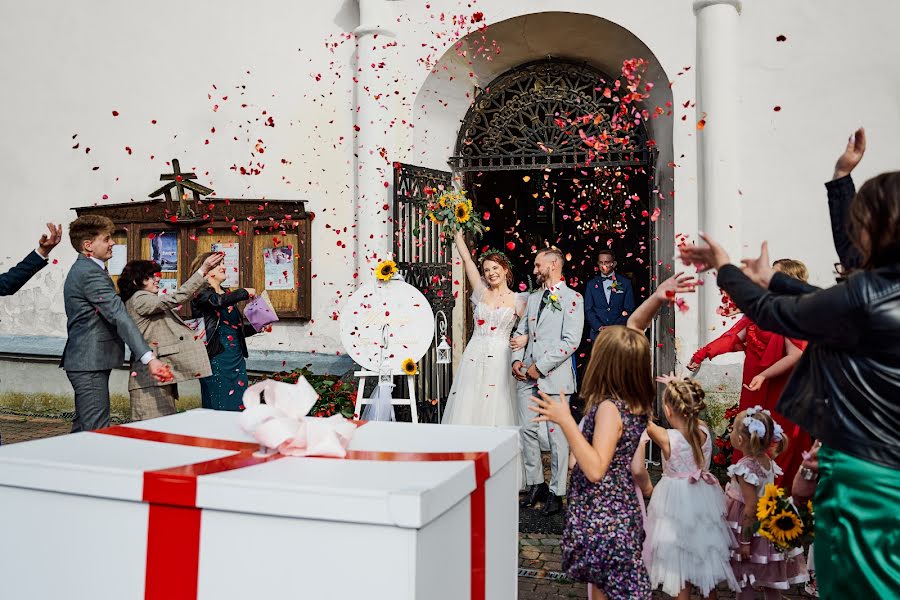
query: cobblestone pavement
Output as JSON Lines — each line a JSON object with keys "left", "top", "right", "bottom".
{"left": 1, "top": 414, "right": 811, "bottom": 599}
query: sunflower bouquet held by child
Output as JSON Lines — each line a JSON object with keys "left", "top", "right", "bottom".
{"left": 725, "top": 406, "right": 808, "bottom": 598}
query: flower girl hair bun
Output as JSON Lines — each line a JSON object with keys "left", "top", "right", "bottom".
{"left": 663, "top": 379, "right": 707, "bottom": 469}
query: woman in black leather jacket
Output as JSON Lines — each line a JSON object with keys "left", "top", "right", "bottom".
{"left": 680, "top": 169, "right": 900, "bottom": 599}
{"left": 189, "top": 251, "right": 259, "bottom": 411}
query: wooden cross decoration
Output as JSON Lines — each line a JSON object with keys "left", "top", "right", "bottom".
{"left": 148, "top": 158, "right": 214, "bottom": 219}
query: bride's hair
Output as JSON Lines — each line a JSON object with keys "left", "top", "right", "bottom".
{"left": 479, "top": 249, "right": 514, "bottom": 287}
{"left": 581, "top": 326, "right": 655, "bottom": 417}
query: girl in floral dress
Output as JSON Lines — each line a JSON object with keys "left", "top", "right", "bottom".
{"left": 530, "top": 326, "right": 654, "bottom": 600}
{"left": 726, "top": 407, "right": 808, "bottom": 598}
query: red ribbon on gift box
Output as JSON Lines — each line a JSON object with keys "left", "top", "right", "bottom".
{"left": 96, "top": 425, "right": 491, "bottom": 600}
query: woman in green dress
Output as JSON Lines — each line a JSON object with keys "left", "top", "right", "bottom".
{"left": 190, "top": 251, "right": 260, "bottom": 411}
{"left": 679, "top": 172, "right": 900, "bottom": 599}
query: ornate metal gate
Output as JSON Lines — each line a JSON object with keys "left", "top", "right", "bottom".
{"left": 392, "top": 162, "right": 454, "bottom": 421}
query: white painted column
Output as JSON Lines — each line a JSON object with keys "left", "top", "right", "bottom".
{"left": 354, "top": 0, "right": 400, "bottom": 282}
{"left": 693, "top": 0, "right": 743, "bottom": 340}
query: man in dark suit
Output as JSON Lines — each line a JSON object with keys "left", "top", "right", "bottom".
{"left": 584, "top": 250, "right": 636, "bottom": 340}
{"left": 62, "top": 215, "right": 171, "bottom": 432}
{"left": 0, "top": 223, "right": 62, "bottom": 295}
{"left": 0, "top": 223, "right": 63, "bottom": 444}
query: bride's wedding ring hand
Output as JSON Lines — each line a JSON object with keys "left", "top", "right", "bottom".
{"left": 528, "top": 391, "right": 572, "bottom": 425}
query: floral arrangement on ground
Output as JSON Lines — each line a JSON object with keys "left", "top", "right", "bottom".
{"left": 251, "top": 367, "right": 357, "bottom": 419}
{"left": 709, "top": 402, "right": 740, "bottom": 487}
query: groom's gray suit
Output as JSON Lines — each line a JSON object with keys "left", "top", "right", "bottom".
{"left": 512, "top": 282, "right": 584, "bottom": 496}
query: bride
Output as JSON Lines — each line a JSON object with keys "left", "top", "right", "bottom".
{"left": 442, "top": 229, "right": 527, "bottom": 427}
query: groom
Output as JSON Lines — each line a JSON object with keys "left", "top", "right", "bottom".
{"left": 511, "top": 247, "right": 584, "bottom": 516}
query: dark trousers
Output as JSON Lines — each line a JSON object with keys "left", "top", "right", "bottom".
{"left": 66, "top": 370, "right": 112, "bottom": 432}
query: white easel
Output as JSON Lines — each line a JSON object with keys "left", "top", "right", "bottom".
{"left": 352, "top": 324, "right": 419, "bottom": 423}
{"left": 352, "top": 370, "right": 419, "bottom": 423}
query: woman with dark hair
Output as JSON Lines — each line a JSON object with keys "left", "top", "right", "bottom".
{"left": 678, "top": 170, "right": 900, "bottom": 599}
{"left": 189, "top": 251, "right": 261, "bottom": 411}
{"left": 118, "top": 252, "right": 223, "bottom": 420}
{"left": 441, "top": 229, "right": 526, "bottom": 426}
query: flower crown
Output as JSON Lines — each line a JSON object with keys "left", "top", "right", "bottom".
{"left": 742, "top": 405, "right": 784, "bottom": 442}
{"left": 479, "top": 248, "right": 510, "bottom": 266}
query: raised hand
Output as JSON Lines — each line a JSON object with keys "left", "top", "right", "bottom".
{"left": 677, "top": 232, "right": 731, "bottom": 272}
{"left": 528, "top": 391, "right": 573, "bottom": 425}
{"left": 244, "top": 287, "right": 257, "bottom": 298}
{"left": 686, "top": 360, "right": 702, "bottom": 372}
{"left": 655, "top": 371, "right": 682, "bottom": 385}
{"left": 833, "top": 127, "right": 866, "bottom": 180}
{"left": 36, "top": 223, "right": 63, "bottom": 258}
{"left": 740, "top": 241, "right": 775, "bottom": 288}
{"left": 652, "top": 272, "right": 699, "bottom": 303}
{"left": 201, "top": 252, "right": 225, "bottom": 275}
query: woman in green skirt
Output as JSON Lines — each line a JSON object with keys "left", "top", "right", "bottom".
{"left": 679, "top": 171, "right": 900, "bottom": 599}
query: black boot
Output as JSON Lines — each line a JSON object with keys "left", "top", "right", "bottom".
{"left": 519, "top": 483, "right": 548, "bottom": 508}
{"left": 541, "top": 494, "right": 563, "bottom": 516}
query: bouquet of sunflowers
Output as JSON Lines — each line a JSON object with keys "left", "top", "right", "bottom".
{"left": 425, "top": 189, "right": 485, "bottom": 237}
{"left": 755, "top": 483, "right": 815, "bottom": 551}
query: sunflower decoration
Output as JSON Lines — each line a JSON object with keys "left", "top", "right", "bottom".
{"left": 375, "top": 259, "right": 397, "bottom": 282}
{"left": 756, "top": 494, "right": 778, "bottom": 521}
{"left": 401, "top": 358, "right": 419, "bottom": 375}
{"left": 766, "top": 510, "right": 804, "bottom": 546}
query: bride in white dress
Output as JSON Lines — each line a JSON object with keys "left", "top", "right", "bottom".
{"left": 442, "top": 230, "right": 527, "bottom": 427}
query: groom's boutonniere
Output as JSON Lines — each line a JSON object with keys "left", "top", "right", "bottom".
{"left": 543, "top": 291, "right": 562, "bottom": 312}
{"left": 609, "top": 276, "right": 622, "bottom": 293}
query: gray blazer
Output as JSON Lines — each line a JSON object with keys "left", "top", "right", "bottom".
{"left": 511, "top": 283, "right": 585, "bottom": 395}
{"left": 61, "top": 254, "right": 151, "bottom": 371}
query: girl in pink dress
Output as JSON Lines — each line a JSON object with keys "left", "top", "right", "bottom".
{"left": 725, "top": 407, "right": 808, "bottom": 598}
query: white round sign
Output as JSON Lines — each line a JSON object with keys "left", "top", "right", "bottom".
{"left": 339, "top": 279, "right": 436, "bottom": 373}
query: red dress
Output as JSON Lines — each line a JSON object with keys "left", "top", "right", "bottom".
{"left": 692, "top": 317, "right": 812, "bottom": 493}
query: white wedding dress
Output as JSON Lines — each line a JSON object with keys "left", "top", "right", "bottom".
{"left": 442, "top": 285, "right": 525, "bottom": 427}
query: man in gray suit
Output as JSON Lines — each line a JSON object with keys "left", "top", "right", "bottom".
{"left": 512, "top": 247, "right": 584, "bottom": 516}
{"left": 62, "top": 215, "right": 171, "bottom": 432}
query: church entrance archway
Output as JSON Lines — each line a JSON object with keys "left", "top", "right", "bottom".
{"left": 451, "top": 59, "right": 659, "bottom": 371}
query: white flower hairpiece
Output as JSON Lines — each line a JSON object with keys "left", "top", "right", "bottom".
{"left": 745, "top": 405, "right": 771, "bottom": 418}
{"left": 772, "top": 421, "right": 784, "bottom": 442}
{"left": 743, "top": 416, "right": 767, "bottom": 438}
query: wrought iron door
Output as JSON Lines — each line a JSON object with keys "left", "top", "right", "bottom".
{"left": 392, "top": 162, "right": 454, "bottom": 420}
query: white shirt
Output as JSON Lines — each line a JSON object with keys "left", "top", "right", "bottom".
{"left": 602, "top": 272, "right": 615, "bottom": 303}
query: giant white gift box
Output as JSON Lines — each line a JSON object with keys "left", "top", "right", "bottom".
{"left": 0, "top": 409, "right": 519, "bottom": 600}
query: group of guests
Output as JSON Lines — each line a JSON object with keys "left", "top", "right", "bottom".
{"left": 0, "top": 215, "right": 266, "bottom": 434}
{"left": 443, "top": 128, "right": 896, "bottom": 600}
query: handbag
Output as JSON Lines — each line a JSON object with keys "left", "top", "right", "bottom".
{"left": 244, "top": 290, "right": 279, "bottom": 332}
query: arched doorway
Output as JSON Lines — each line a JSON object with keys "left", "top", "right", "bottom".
{"left": 450, "top": 59, "right": 660, "bottom": 369}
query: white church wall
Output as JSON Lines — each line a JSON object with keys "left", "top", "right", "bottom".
{"left": 0, "top": 0, "right": 897, "bottom": 381}
{"left": 0, "top": 0, "right": 359, "bottom": 357}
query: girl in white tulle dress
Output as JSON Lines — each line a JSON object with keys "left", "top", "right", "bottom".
{"left": 442, "top": 230, "right": 526, "bottom": 427}
{"left": 645, "top": 375, "right": 739, "bottom": 599}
